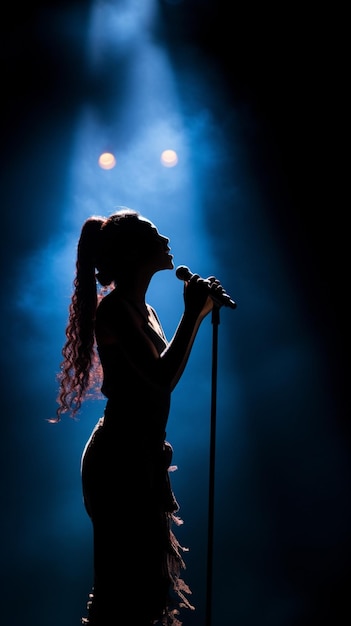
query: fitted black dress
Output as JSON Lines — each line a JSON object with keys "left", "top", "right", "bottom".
{"left": 80, "top": 303, "right": 194, "bottom": 626}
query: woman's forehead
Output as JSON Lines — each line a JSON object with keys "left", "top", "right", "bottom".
{"left": 138, "top": 217, "right": 159, "bottom": 234}
{"left": 139, "top": 216, "right": 154, "bottom": 227}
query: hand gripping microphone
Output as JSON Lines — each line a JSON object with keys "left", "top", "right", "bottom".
{"left": 175, "top": 265, "right": 237, "bottom": 309}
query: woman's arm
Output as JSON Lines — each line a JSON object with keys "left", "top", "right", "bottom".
{"left": 96, "top": 275, "right": 222, "bottom": 392}
{"left": 159, "top": 276, "right": 215, "bottom": 390}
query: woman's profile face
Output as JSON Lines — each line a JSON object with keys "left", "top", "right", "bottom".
{"left": 137, "top": 217, "right": 174, "bottom": 272}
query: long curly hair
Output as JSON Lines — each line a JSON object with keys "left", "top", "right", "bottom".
{"left": 54, "top": 208, "right": 140, "bottom": 421}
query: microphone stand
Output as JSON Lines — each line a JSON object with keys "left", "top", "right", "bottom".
{"left": 205, "top": 303, "right": 220, "bottom": 626}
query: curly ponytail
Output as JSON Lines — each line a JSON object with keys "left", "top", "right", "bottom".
{"left": 54, "top": 208, "right": 141, "bottom": 421}
{"left": 55, "top": 217, "right": 104, "bottom": 420}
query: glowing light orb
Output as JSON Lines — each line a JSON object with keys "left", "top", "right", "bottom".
{"left": 160, "top": 149, "right": 178, "bottom": 168}
{"left": 98, "top": 152, "right": 117, "bottom": 170}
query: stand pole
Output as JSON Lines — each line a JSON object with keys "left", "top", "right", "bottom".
{"left": 205, "top": 304, "right": 220, "bottom": 626}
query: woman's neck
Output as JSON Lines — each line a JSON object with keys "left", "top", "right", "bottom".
{"left": 115, "top": 271, "right": 151, "bottom": 305}
{"left": 113, "top": 284, "right": 149, "bottom": 322}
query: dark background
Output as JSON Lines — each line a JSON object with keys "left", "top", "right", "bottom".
{"left": 1, "top": 2, "right": 348, "bottom": 626}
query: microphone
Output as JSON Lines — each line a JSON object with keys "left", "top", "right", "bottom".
{"left": 175, "top": 265, "right": 237, "bottom": 309}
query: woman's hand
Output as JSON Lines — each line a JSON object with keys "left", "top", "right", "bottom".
{"left": 183, "top": 274, "right": 226, "bottom": 319}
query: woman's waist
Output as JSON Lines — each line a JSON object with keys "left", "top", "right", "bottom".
{"left": 101, "top": 399, "right": 167, "bottom": 441}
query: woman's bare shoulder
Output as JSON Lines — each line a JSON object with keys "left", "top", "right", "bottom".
{"left": 95, "top": 291, "right": 126, "bottom": 343}
{"left": 97, "top": 289, "right": 119, "bottom": 314}
{"left": 96, "top": 290, "right": 145, "bottom": 345}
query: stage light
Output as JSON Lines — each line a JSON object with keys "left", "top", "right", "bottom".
{"left": 98, "top": 152, "right": 116, "bottom": 170}
{"left": 160, "top": 149, "right": 178, "bottom": 167}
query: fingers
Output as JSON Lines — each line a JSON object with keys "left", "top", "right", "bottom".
{"left": 188, "top": 274, "right": 225, "bottom": 298}
{"left": 184, "top": 274, "right": 213, "bottom": 313}
{"left": 185, "top": 274, "right": 226, "bottom": 311}
{"left": 184, "top": 272, "right": 233, "bottom": 312}
{"left": 207, "top": 276, "right": 226, "bottom": 296}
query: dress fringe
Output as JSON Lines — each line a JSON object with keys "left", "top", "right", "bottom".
{"left": 81, "top": 443, "right": 195, "bottom": 626}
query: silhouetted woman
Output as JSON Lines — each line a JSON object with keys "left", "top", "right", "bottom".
{"left": 55, "top": 208, "right": 226, "bottom": 626}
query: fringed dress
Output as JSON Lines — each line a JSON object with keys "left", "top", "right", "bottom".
{"left": 80, "top": 303, "right": 194, "bottom": 625}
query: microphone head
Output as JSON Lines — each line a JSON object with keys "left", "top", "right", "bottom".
{"left": 175, "top": 265, "right": 192, "bottom": 281}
